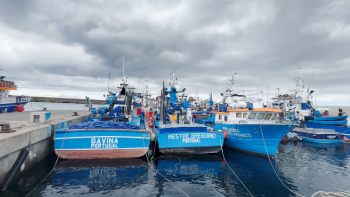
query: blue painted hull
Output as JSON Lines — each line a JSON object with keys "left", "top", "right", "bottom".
{"left": 0, "top": 101, "right": 28, "bottom": 112}
{"left": 314, "top": 115, "right": 348, "bottom": 121}
{"left": 54, "top": 129, "right": 150, "bottom": 159}
{"left": 305, "top": 122, "right": 350, "bottom": 135}
{"left": 308, "top": 120, "right": 348, "bottom": 125}
{"left": 214, "top": 123, "right": 296, "bottom": 157}
{"left": 292, "top": 130, "right": 344, "bottom": 143}
{"left": 155, "top": 126, "right": 224, "bottom": 154}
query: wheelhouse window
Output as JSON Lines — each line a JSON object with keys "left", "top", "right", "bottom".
{"left": 243, "top": 113, "right": 248, "bottom": 118}
{"left": 236, "top": 113, "right": 242, "bottom": 118}
{"left": 219, "top": 115, "right": 222, "bottom": 120}
{"left": 257, "top": 113, "right": 265, "bottom": 119}
{"left": 248, "top": 113, "right": 256, "bottom": 119}
{"left": 264, "top": 113, "right": 272, "bottom": 120}
{"left": 271, "top": 114, "right": 277, "bottom": 120}
{"left": 224, "top": 116, "right": 228, "bottom": 121}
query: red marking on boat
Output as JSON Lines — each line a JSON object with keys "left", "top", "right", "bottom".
{"left": 55, "top": 148, "right": 148, "bottom": 159}
{"left": 193, "top": 114, "right": 209, "bottom": 118}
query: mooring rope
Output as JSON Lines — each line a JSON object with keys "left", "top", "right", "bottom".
{"left": 118, "top": 155, "right": 183, "bottom": 197}
{"left": 119, "top": 132, "right": 189, "bottom": 197}
{"left": 259, "top": 124, "right": 305, "bottom": 197}
{"left": 219, "top": 136, "right": 254, "bottom": 197}
{"left": 25, "top": 129, "right": 68, "bottom": 197}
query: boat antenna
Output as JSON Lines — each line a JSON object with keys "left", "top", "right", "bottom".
{"left": 137, "top": 76, "right": 140, "bottom": 93}
{"left": 108, "top": 73, "right": 110, "bottom": 92}
{"left": 307, "top": 65, "right": 316, "bottom": 93}
{"left": 123, "top": 22, "right": 125, "bottom": 80}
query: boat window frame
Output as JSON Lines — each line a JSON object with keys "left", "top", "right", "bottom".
{"left": 264, "top": 113, "right": 272, "bottom": 120}
{"left": 219, "top": 115, "right": 222, "bottom": 120}
{"left": 243, "top": 113, "right": 248, "bottom": 118}
{"left": 257, "top": 113, "right": 265, "bottom": 119}
{"left": 248, "top": 113, "right": 256, "bottom": 119}
{"left": 271, "top": 114, "right": 277, "bottom": 120}
{"left": 224, "top": 116, "right": 228, "bottom": 121}
{"left": 236, "top": 113, "right": 242, "bottom": 118}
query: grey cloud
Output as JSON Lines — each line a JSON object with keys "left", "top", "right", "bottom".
{"left": 0, "top": 0, "right": 349, "bottom": 102}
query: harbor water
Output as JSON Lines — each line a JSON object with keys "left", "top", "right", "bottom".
{"left": 0, "top": 140, "right": 349, "bottom": 197}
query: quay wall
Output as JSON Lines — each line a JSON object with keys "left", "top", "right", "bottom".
{"left": 0, "top": 111, "right": 90, "bottom": 184}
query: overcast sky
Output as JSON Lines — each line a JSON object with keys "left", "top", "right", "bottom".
{"left": 1, "top": 0, "right": 349, "bottom": 105}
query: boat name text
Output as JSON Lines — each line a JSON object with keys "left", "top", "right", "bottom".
{"left": 91, "top": 137, "right": 118, "bottom": 149}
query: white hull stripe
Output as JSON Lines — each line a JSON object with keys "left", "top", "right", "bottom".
{"left": 55, "top": 148, "right": 149, "bottom": 150}
{"left": 55, "top": 136, "right": 150, "bottom": 140}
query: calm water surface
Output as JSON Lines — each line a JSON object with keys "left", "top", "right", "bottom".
{"left": 1, "top": 141, "right": 349, "bottom": 197}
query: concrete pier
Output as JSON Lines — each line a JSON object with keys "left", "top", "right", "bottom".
{"left": 0, "top": 110, "right": 91, "bottom": 184}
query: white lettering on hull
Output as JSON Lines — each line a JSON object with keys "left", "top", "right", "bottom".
{"left": 167, "top": 133, "right": 216, "bottom": 143}
{"left": 91, "top": 137, "right": 119, "bottom": 149}
{"left": 223, "top": 127, "right": 251, "bottom": 138}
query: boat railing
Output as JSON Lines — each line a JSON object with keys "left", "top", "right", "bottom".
{"left": 0, "top": 80, "right": 17, "bottom": 89}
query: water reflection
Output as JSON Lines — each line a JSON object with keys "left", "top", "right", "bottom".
{"left": 1, "top": 142, "right": 349, "bottom": 197}
{"left": 51, "top": 159, "right": 149, "bottom": 194}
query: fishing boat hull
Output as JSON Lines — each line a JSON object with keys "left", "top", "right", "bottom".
{"left": 215, "top": 123, "right": 296, "bottom": 157}
{"left": 291, "top": 128, "right": 344, "bottom": 143}
{"left": 54, "top": 129, "right": 150, "bottom": 159}
{"left": 305, "top": 122, "right": 350, "bottom": 136}
{"left": 155, "top": 126, "right": 224, "bottom": 154}
{"left": 308, "top": 120, "right": 348, "bottom": 125}
{"left": 0, "top": 101, "right": 28, "bottom": 112}
{"left": 314, "top": 115, "right": 348, "bottom": 121}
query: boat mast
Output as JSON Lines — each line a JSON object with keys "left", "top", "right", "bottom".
{"left": 123, "top": 22, "right": 125, "bottom": 83}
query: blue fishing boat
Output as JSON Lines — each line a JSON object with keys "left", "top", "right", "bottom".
{"left": 269, "top": 68, "right": 350, "bottom": 139}
{"left": 195, "top": 73, "right": 296, "bottom": 158}
{"left": 304, "top": 122, "right": 350, "bottom": 137}
{"left": 211, "top": 108, "right": 296, "bottom": 157}
{"left": 151, "top": 68, "right": 224, "bottom": 154}
{"left": 54, "top": 76, "right": 152, "bottom": 159}
{"left": 314, "top": 115, "right": 348, "bottom": 121}
{"left": 291, "top": 128, "right": 344, "bottom": 143}
{"left": 0, "top": 76, "right": 30, "bottom": 112}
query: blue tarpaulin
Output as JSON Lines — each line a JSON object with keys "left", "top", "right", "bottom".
{"left": 69, "top": 121, "right": 140, "bottom": 130}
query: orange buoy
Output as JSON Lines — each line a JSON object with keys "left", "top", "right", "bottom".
{"left": 149, "top": 122, "right": 154, "bottom": 128}
{"left": 224, "top": 131, "right": 228, "bottom": 139}
{"left": 15, "top": 105, "right": 25, "bottom": 112}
